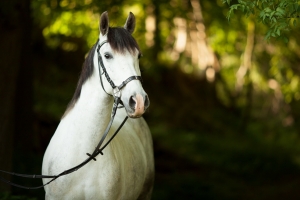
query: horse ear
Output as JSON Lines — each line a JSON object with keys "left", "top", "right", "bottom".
{"left": 124, "top": 12, "right": 135, "bottom": 34}
{"left": 100, "top": 11, "right": 109, "bottom": 36}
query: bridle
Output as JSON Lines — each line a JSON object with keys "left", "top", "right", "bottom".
{"left": 97, "top": 40, "right": 143, "bottom": 102}
{"left": 0, "top": 40, "right": 143, "bottom": 189}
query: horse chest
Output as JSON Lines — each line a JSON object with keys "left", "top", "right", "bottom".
{"left": 44, "top": 128, "right": 147, "bottom": 200}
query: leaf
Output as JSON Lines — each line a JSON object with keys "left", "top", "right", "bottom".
{"left": 271, "top": 32, "right": 276, "bottom": 37}
{"left": 276, "top": 7, "right": 286, "bottom": 16}
{"left": 259, "top": 10, "right": 265, "bottom": 18}
{"left": 230, "top": 4, "right": 239, "bottom": 10}
{"left": 270, "top": 11, "right": 276, "bottom": 18}
{"left": 222, "top": 0, "right": 231, "bottom": 5}
{"left": 276, "top": 28, "right": 281, "bottom": 36}
{"left": 241, "top": 5, "right": 245, "bottom": 12}
{"left": 266, "top": 29, "right": 271, "bottom": 37}
{"left": 264, "top": 7, "right": 272, "bottom": 13}
{"left": 295, "top": 3, "right": 299, "bottom": 12}
{"left": 293, "top": 19, "right": 297, "bottom": 26}
{"left": 265, "top": 31, "right": 271, "bottom": 41}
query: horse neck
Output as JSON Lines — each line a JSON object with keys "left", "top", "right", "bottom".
{"left": 61, "top": 58, "right": 114, "bottom": 147}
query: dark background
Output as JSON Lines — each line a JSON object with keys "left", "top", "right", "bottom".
{"left": 1, "top": 0, "right": 300, "bottom": 199}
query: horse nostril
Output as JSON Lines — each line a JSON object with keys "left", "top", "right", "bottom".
{"left": 144, "top": 95, "right": 150, "bottom": 109}
{"left": 129, "top": 96, "right": 136, "bottom": 110}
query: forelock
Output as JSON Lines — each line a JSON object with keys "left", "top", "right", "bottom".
{"left": 107, "top": 27, "right": 140, "bottom": 54}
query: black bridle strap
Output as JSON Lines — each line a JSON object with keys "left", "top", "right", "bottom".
{"left": 118, "top": 76, "right": 143, "bottom": 90}
{"left": 97, "top": 41, "right": 113, "bottom": 97}
{"left": 0, "top": 98, "right": 128, "bottom": 189}
{"left": 98, "top": 57, "right": 112, "bottom": 97}
{"left": 98, "top": 55, "right": 116, "bottom": 89}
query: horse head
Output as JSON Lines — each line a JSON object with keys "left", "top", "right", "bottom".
{"left": 97, "top": 11, "right": 150, "bottom": 118}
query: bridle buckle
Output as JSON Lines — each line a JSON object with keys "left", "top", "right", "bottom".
{"left": 113, "top": 87, "right": 121, "bottom": 98}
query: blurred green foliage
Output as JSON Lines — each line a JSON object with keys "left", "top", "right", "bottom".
{"left": 9, "top": 0, "right": 300, "bottom": 199}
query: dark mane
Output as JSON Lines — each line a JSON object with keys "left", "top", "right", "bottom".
{"left": 107, "top": 27, "right": 140, "bottom": 54}
{"left": 62, "top": 42, "right": 97, "bottom": 118}
{"left": 62, "top": 27, "right": 140, "bottom": 118}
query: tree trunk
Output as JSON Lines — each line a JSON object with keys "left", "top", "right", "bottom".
{"left": 0, "top": 0, "right": 31, "bottom": 192}
{"left": 236, "top": 20, "right": 255, "bottom": 132}
{"left": 14, "top": 0, "right": 33, "bottom": 153}
{"left": 189, "top": 0, "right": 219, "bottom": 80}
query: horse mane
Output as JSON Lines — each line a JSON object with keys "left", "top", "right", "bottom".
{"left": 107, "top": 27, "right": 140, "bottom": 54}
{"left": 62, "top": 27, "right": 140, "bottom": 118}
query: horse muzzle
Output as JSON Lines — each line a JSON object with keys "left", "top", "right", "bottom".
{"left": 126, "top": 93, "right": 150, "bottom": 118}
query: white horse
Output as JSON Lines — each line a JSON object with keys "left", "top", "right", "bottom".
{"left": 42, "top": 11, "right": 154, "bottom": 200}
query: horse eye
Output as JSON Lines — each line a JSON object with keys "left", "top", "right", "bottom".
{"left": 104, "top": 53, "right": 112, "bottom": 59}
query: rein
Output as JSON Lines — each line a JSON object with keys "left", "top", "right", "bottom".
{"left": 0, "top": 40, "right": 143, "bottom": 189}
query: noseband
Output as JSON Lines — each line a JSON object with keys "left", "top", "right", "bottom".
{"left": 0, "top": 40, "right": 144, "bottom": 189}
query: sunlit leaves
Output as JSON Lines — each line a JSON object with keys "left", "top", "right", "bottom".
{"left": 225, "top": 0, "right": 300, "bottom": 41}
{"left": 43, "top": 11, "right": 99, "bottom": 48}
{"left": 33, "top": 0, "right": 149, "bottom": 51}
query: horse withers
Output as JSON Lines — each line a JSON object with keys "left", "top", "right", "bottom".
{"left": 42, "top": 11, "right": 154, "bottom": 200}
